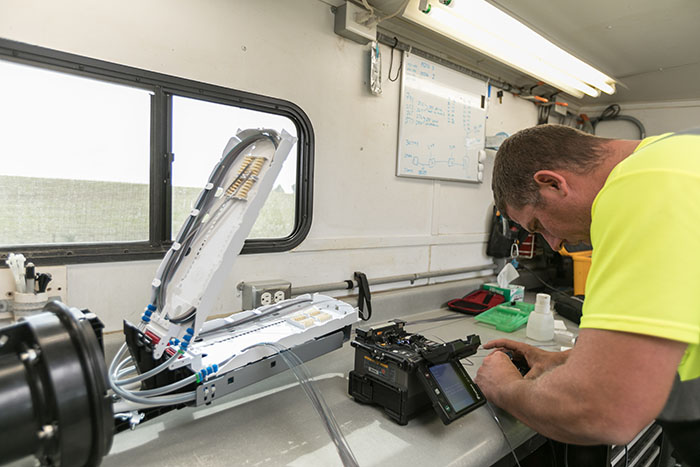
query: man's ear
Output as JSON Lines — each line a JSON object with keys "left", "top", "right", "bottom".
{"left": 533, "top": 170, "right": 569, "bottom": 199}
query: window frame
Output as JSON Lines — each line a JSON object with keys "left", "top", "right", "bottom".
{"left": 0, "top": 38, "right": 314, "bottom": 264}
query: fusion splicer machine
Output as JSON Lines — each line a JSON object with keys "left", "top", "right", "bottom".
{"left": 348, "top": 320, "right": 485, "bottom": 425}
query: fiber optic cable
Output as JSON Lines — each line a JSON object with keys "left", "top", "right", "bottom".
{"left": 108, "top": 343, "right": 197, "bottom": 407}
{"left": 243, "top": 342, "right": 359, "bottom": 467}
{"left": 112, "top": 345, "right": 181, "bottom": 386}
{"left": 486, "top": 402, "right": 522, "bottom": 467}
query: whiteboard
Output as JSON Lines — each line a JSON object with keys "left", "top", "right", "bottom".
{"left": 397, "top": 53, "right": 487, "bottom": 183}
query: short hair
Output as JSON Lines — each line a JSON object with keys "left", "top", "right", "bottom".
{"left": 492, "top": 124, "right": 608, "bottom": 215}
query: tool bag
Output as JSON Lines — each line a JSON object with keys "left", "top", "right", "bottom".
{"left": 447, "top": 289, "right": 506, "bottom": 315}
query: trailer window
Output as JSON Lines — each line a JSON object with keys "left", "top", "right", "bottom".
{"left": 0, "top": 60, "right": 151, "bottom": 246}
{"left": 0, "top": 39, "right": 313, "bottom": 263}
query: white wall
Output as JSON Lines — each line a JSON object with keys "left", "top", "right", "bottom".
{"left": 581, "top": 100, "right": 700, "bottom": 139}
{"left": 0, "top": 0, "right": 537, "bottom": 331}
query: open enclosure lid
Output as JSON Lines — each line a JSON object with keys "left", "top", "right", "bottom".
{"left": 148, "top": 128, "right": 297, "bottom": 342}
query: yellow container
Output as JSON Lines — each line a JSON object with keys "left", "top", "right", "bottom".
{"left": 560, "top": 247, "right": 592, "bottom": 296}
{"left": 571, "top": 253, "right": 591, "bottom": 295}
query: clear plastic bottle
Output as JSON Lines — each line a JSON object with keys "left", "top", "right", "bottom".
{"left": 526, "top": 293, "right": 554, "bottom": 341}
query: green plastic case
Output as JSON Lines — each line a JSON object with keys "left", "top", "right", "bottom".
{"left": 474, "top": 302, "right": 535, "bottom": 332}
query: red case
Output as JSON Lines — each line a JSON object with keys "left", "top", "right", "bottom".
{"left": 447, "top": 289, "right": 505, "bottom": 315}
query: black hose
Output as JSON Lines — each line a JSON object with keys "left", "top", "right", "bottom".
{"left": 591, "top": 104, "right": 646, "bottom": 139}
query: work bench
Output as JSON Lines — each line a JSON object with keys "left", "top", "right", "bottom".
{"left": 102, "top": 304, "right": 578, "bottom": 467}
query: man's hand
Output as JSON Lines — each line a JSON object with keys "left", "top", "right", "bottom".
{"left": 483, "top": 338, "right": 569, "bottom": 379}
{"left": 474, "top": 331, "right": 687, "bottom": 445}
{"left": 474, "top": 350, "right": 523, "bottom": 406}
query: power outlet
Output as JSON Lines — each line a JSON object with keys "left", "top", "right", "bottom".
{"left": 260, "top": 292, "right": 273, "bottom": 306}
{"left": 273, "top": 290, "right": 286, "bottom": 303}
{"left": 241, "top": 280, "right": 292, "bottom": 310}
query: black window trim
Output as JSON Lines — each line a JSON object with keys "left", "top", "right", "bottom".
{"left": 0, "top": 38, "right": 314, "bottom": 265}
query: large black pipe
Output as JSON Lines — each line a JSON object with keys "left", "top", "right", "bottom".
{"left": 0, "top": 354, "right": 39, "bottom": 461}
{"left": 0, "top": 302, "right": 113, "bottom": 466}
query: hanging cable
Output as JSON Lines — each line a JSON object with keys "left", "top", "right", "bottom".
{"left": 242, "top": 342, "right": 359, "bottom": 467}
{"left": 354, "top": 271, "right": 372, "bottom": 321}
{"left": 388, "top": 37, "right": 403, "bottom": 82}
{"left": 590, "top": 104, "right": 646, "bottom": 139}
{"left": 538, "top": 104, "right": 553, "bottom": 125}
{"left": 486, "top": 402, "right": 522, "bottom": 467}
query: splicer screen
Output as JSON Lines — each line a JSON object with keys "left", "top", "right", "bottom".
{"left": 429, "top": 362, "right": 475, "bottom": 412}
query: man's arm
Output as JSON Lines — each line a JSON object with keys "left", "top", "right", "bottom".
{"left": 475, "top": 328, "right": 687, "bottom": 445}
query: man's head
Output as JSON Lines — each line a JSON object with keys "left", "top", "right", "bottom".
{"left": 492, "top": 124, "right": 610, "bottom": 249}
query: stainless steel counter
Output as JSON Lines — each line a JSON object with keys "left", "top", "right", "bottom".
{"left": 102, "top": 306, "right": 577, "bottom": 467}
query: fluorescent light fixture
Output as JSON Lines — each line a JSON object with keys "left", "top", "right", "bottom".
{"left": 403, "top": 0, "right": 616, "bottom": 98}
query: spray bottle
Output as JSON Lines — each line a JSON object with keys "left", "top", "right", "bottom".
{"left": 526, "top": 293, "right": 554, "bottom": 341}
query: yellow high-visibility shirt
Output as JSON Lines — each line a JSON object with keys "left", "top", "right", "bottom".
{"left": 580, "top": 131, "right": 700, "bottom": 381}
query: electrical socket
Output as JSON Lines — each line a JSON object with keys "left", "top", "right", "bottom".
{"left": 260, "top": 292, "right": 273, "bottom": 306}
{"left": 273, "top": 290, "right": 286, "bottom": 303}
{"left": 241, "top": 280, "right": 291, "bottom": 310}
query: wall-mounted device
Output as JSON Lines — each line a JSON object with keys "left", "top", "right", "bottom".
{"left": 333, "top": 1, "right": 377, "bottom": 44}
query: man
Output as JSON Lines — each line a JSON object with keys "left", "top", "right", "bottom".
{"left": 474, "top": 124, "right": 700, "bottom": 465}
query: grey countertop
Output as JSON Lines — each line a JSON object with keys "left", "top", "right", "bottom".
{"left": 102, "top": 306, "right": 577, "bottom": 467}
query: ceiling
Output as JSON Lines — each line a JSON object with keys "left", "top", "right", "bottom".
{"left": 367, "top": 0, "right": 700, "bottom": 104}
{"left": 490, "top": 0, "right": 700, "bottom": 104}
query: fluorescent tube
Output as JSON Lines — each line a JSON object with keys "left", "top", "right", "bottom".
{"left": 402, "top": 0, "right": 615, "bottom": 98}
